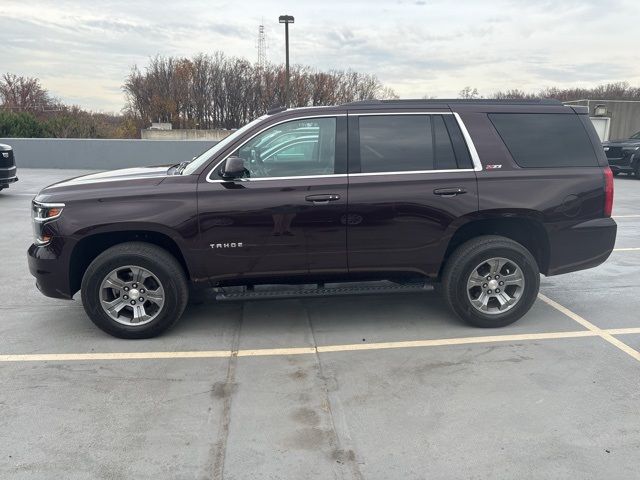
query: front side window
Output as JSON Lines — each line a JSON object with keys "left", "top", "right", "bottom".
{"left": 357, "top": 114, "right": 471, "bottom": 173}
{"left": 235, "top": 117, "right": 336, "bottom": 178}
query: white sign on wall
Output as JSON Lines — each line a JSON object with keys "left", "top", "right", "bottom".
{"left": 590, "top": 117, "right": 610, "bottom": 141}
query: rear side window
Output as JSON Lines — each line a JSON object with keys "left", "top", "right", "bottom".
{"left": 357, "top": 114, "right": 472, "bottom": 173}
{"left": 359, "top": 115, "right": 433, "bottom": 173}
{"left": 488, "top": 113, "right": 598, "bottom": 168}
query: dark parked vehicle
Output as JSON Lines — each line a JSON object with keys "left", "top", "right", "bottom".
{"left": 603, "top": 131, "right": 640, "bottom": 177}
{"left": 28, "top": 99, "right": 617, "bottom": 338}
{"left": 0, "top": 143, "right": 18, "bottom": 191}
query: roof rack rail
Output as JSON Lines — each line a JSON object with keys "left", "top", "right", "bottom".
{"left": 342, "top": 98, "right": 563, "bottom": 106}
{"left": 267, "top": 105, "right": 287, "bottom": 115}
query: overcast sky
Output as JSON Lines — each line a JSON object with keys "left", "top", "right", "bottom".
{"left": 1, "top": 0, "right": 638, "bottom": 112}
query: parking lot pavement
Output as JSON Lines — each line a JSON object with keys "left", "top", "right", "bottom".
{"left": 1, "top": 169, "right": 639, "bottom": 479}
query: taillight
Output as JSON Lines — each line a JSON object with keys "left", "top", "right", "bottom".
{"left": 603, "top": 167, "right": 614, "bottom": 217}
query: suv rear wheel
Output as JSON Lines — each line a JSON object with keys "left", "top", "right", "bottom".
{"left": 441, "top": 235, "right": 540, "bottom": 328}
{"left": 81, "top": 242, "right": 188, "bottom": 338}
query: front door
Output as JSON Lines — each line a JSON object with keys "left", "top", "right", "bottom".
{"left": 346, "top": 111, "right": 479, "bottom": 277}
{"left": 197, "top": 115, "right": 348, "bottom": 283}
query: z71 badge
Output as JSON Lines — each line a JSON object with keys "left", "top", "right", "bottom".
{"left": 485, "top": 164, "right": 502, "bottom": 170}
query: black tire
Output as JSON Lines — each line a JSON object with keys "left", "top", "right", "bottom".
{"left": 81, "top": 242, "right": 189, "bottom": 338}
{"left": 441, "top": 235, "right": 540, "bottom": 328}
{"left": 634, "top": 163, "right": 640, "bottom": 179}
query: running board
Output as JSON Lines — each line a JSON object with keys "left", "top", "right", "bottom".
{"left": 214, "top": 281, "right": 434, "bottom": 301}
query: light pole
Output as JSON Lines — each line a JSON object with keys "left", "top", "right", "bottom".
{"left": 279, "top": 15, "right": 294, "bottom": 107}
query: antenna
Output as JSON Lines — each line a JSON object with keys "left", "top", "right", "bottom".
{"left": 257, "top": 19, "right": 267, "bottom": 68}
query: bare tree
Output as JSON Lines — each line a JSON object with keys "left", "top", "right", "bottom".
{"left": 123, "top": 53, "right": 399, "bottom": 129}
{"left": 0, "top": 73, "right": 56, "bottom": 111}
{"left": 459, "top": 86, "right": 481, "bottom": 99}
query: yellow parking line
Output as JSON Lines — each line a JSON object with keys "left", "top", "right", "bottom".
{"left": 0, "top": 350, "right": 231, "bottom": 362}
{"left": 538, "top": 293, "right": 640, "bottom": 362}
{"left": 613, "top": 247, "right": 640, "bottom": 252}
{"left": 237, "top": 347, "right": 316, "bottom": 357}
{"left": 316, "top": 331, "right": 596, "bottom": 352}
{"left": 0, "top": 330, "right": 599, "bottom": 363}
{"left": 2, "top": 314, "right": 639, "bottom": 364}
{"left": 614, "top": 215, "right": 640, "bottom": 218}
{"left": 607, "top": 327, "right": 640, "bottom": 335}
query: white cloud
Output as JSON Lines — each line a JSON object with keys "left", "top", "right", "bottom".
{"left": 0, "top": 0, "right": 638, "bottom": 111}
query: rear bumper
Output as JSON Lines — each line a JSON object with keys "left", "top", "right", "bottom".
{"left": 0, "top": 166, "right": 18, "bottom": 185}
{"left": 546, "top": 217, "right": 617, "bottom": 276}
{"left": 28, "top": 239, "right": 74, "bottom": 299}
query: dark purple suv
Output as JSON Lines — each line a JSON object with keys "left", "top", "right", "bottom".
{"left": 28, "top": 99, "right": 617, "bottom": 338}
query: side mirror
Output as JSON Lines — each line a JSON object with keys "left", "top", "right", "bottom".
{"left": 220, "top": 156, "right": 246, "bottom": 179}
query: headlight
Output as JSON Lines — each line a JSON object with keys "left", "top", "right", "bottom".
{"left": 32, "top": 201, "right": 65, "bottom": 245}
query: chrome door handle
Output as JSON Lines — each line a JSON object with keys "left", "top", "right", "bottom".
{"left": 433, "top": 187, "right": 467, "bottom": 197}
{"left": 305, "top": 194, "right": 340, "bottom": 204}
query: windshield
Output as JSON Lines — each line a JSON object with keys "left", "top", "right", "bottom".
{"left": 181, "top": 115, "right": 268, "bottom": 175}
{"left": 630, "top": 131, "right": 640, "bottom": 139}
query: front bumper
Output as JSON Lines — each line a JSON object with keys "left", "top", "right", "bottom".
{"left": 546, "top": 217, "right": 617, "bottom": 276}
{"left": 28, "top": 238, "right": 75, "bottom": 299}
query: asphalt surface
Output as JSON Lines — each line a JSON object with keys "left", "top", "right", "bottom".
{"left": 1, "top": 169, "right": 639, "bottom": 480}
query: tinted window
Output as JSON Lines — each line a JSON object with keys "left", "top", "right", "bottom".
{"left": 443, "top": 115, "right": 473, "bottom": 169}
{"left": 359, "top": 115, "right": 433, "bottom": 173}
{"left": 237, "top": 117, "right": 336, "bottom": 178}
{"left": 433, "top": 115, "right": 457, "bottom": 170}
{"left": 358, "top": 115, "right": 472, "bottom": 173}
{"left": 489, "top": 113, "right": 599, "bottom": 168}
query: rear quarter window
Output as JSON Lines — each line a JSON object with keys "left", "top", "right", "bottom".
{"left": 488, "top": 113, "right": 599, "bottom": 168}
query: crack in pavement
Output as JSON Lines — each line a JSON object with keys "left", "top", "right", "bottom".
{"left": 305, "top": 304, "right": 365, "bottom": 480}
{"left": 206, "top": 304, "right": 243, "bottom": 480}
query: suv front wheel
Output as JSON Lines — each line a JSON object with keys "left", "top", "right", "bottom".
{"left": 441, "top": 235, "right": 540, "bottom": 328}
{"left": 81, "top": 242, "right": 189, "bottom": 338}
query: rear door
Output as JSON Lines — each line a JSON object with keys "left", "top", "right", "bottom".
{"left": 346, "top": 110, "right": 479, "bottom": 278}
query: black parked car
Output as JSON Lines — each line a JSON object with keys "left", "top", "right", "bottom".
{"left": 28, "top": 99, "right": 616, "bottom": 338}
{"left": 603, "top": 131, "right": 640, "bottom": 177}
{"left": 0, "top": 143, "right": 18, "bottom": 191}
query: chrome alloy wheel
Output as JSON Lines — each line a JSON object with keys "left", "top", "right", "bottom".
{"left": 99, "top": 265, "right": 165, "bottom": 326}
{"left": 466, "top": 257, "right": 525, "bottom": 315}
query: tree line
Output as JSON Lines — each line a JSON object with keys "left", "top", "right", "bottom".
{"left": 123, "top": 53, "right": 398, "bottom": 130}
{"left": 0, "top": 73, "right": 128, "bottom": 138}
{"left": 459, "top": 82, "right": 640, "bottom": 102}
{"left": 3, "top": 62, "right": 640, "bottom": 138}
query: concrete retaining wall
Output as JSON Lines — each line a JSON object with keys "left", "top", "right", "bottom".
{"left": 141, "top": 129, "right": 233, "bottom": 141}
{"left": 0, "top": 138, "right": 218, "bottom": 169}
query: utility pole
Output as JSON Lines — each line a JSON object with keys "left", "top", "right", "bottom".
{"left": 278, "top": 15, "right": 294, "bottom": 107}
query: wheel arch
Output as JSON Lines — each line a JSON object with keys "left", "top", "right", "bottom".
{"left": 69, "top": 229, "right": 191, "bottom": 297}
{"left": 441, "top": 214, "right": 550, "bottom": 277}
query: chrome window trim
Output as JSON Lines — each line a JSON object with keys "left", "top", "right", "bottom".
{"left": 204, "top": 110, "right": 483, "bottom": 183}
{"left": 205, "top": 114, "right": 345, "bottom": 183}
{"left": 452, "top": 112, "right": 483, "bottom": 171}
{"left": 350, "top": 111, "right": 453, "bottom": 116}
{"left": 350, "top": 169, "right": 476, "bottom": 177}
